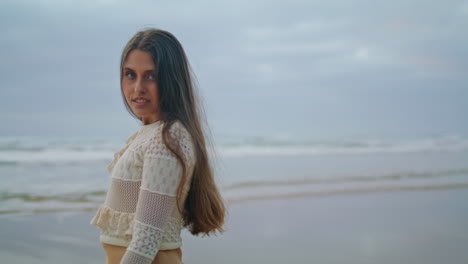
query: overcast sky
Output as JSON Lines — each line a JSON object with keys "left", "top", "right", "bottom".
{"left": 1, "top": 0, "right": 467, "bottom": 140}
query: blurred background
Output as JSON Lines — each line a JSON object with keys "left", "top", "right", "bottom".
{"left": 1, "top": 0, "right": 468, "bottom": 263}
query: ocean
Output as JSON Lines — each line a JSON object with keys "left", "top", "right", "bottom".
{"left": 1, "top": 133, "right": 468, "bottom": 214}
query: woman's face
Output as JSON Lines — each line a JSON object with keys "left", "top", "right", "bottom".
{"left": 122, "top": 49, "right": 160, "bottom": 125}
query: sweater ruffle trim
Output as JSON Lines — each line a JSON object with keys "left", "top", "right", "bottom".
{"left": 90, "top": 204, "right": 134, "bottom": 236}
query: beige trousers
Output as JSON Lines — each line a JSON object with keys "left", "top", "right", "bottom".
{"left": 102, "top": 243, "right": 184, "bottom": 264}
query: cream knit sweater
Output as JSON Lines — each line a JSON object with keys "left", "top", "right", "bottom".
{"left": 90, "top": 120, "right": 195, "bottom": 264}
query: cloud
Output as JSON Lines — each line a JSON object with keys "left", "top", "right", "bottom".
{"left": 0, "top": 0, "right": 467, "bottom": 137}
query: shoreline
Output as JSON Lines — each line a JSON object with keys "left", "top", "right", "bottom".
{"left": 3, "top": 181, "right": 468, "bottom": 215}
{"left": 1, "top": 188, "right": 467, "bottom": 264}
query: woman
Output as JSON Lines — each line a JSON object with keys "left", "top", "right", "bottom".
{"left": 90, "top": 28, "right": 225, "bottom": 264}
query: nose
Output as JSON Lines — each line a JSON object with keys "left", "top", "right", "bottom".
{"left": 134, "top": 77, "right": 146, "bottom": 93}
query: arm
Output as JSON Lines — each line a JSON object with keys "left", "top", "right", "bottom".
{"left": 120, "top": 150, "right": 182, "bottom": 263}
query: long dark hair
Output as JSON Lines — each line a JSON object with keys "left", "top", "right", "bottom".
{"left": 120, "top": 28, "right": 225, "bottom": 235}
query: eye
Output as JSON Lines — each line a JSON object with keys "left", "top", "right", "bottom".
{"left": 124, "top": 71, "right": 135, "bottom": 79}
{"left": 146, "top": 74, "right": 156, "bottom": 80}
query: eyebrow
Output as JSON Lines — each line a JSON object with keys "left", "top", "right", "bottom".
{"left": 123, "top": 67, "right": 156, "bottom": 73}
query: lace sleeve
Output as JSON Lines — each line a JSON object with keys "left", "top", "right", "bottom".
{"left": 120, "top": 152, "right": 181, "bottom": 263}
{"left": 120, "top": 123, "right": 194, "bottom": 264}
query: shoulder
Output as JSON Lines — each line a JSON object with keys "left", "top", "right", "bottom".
{"left": 125, "top": 131, "right": 140, "bottom": 144}
{"left": 166, "top": 120, "right": 196, "bottom": 163}
{"left": 167, "top": 120, "right": 192, "bottom": 144}
{"left": 144, "top": 120, "right": 195, "bottom": 163}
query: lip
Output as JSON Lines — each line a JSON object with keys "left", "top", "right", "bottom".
{"left": 132, "top": 97, "right": 150, "bottom": 107}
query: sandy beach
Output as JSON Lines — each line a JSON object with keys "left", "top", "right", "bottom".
{"left": 1, "top": 188, "right": 467, "bottom": 264}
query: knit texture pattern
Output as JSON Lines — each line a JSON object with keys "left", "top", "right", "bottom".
{"left": 90, "top": 120, "right": 195, "bottom": 264}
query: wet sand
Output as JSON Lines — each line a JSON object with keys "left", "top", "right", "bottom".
{"left": 1, "top": 188, "right": 467, "bottom": 264}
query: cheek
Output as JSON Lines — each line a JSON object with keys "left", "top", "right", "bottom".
{"left": 122, "top": 86, "right": 132, "bottom": 103}
{"left": 151, "top": 84, "right": 160, "bottom": 101}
